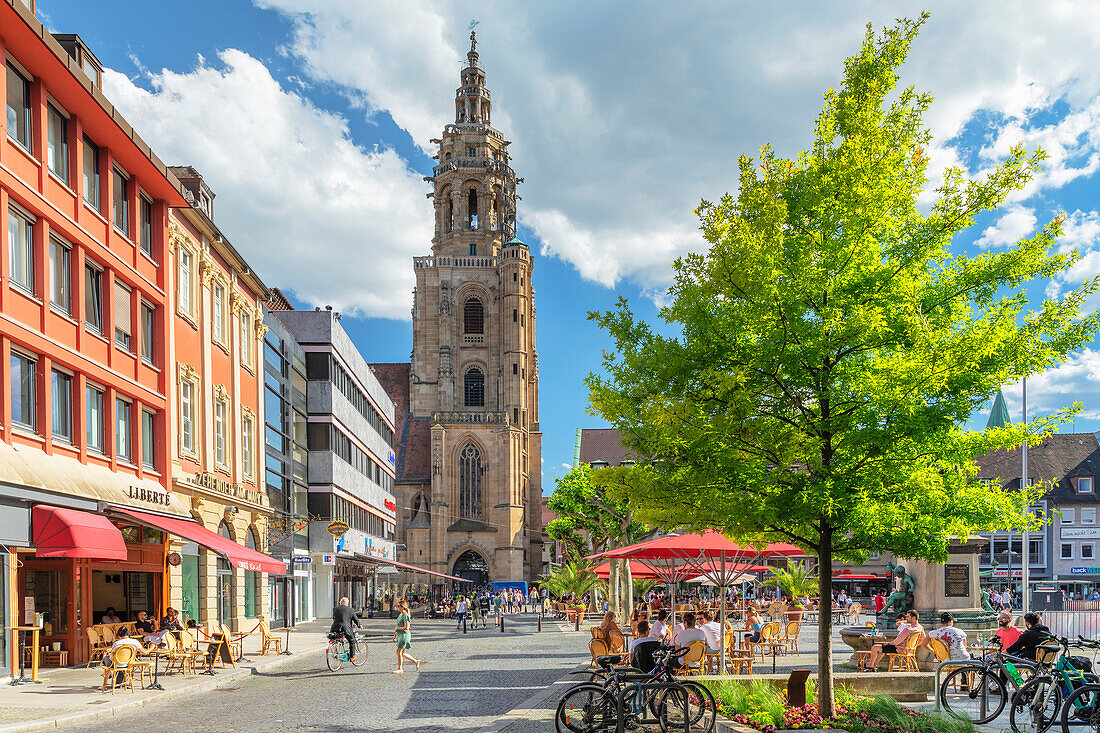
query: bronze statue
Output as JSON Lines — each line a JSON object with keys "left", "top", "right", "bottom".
{"left": 882, "top": 560, "right": 915, "bottom": 614}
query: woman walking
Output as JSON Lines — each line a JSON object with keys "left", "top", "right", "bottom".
{"left": 392, "top": 601, "right": 422, "bottom": 673}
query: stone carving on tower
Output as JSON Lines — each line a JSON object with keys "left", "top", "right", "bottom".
{"left": 403, "top": 31, "right": 543, "bottom": 585}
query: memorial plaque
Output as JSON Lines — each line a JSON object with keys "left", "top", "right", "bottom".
{"left": 944, "top": 564, "right": 970, "bottom": 598}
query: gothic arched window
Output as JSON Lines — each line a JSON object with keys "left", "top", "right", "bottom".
{"left": 464, "top": 298, "right": 484, "bottom": 334}
{"left": 458, "top": 443, "right": 483, "bottom": 519}
{"left": 467, "top": 188, "right": 478, "bottom": 229}
{"left": 464, "top": 368, "right": 484, "bottom": 407}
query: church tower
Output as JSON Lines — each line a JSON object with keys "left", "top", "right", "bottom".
{"left": 405, "top": 31, "right": 543, "bottom": 584}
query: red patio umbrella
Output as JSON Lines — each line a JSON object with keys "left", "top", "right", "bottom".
{"left": 588, "top": 560, "right": 663, "bottom": 580}
{"left": 587, "top": 531, "right": 808, "bottom": 674}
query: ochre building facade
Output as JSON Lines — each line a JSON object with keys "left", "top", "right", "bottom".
{"left": 373, "top": 34, "right": 542, "bottom": 587}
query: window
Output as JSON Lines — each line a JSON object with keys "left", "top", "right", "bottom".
{"left": 141, "top": 410, "right": 155, "bottom": 470}
{"left": 512, "top": 308, "right": 517, "bottom": 323}
{"left": 86, "top": 385, "right": 104, "bottom": 452}
{"left": 141, "top": 302, "right": 155, "bottom": 362}
{"left": 214, "top": 398, "right": 227, "bottom": 467}
{"left": 6, "top": 64, "right": 32, "bottom": 150}
{"left": 464, "top": 368, "right": 484, "bottom": 407}
{"left": 51, "top": 369, "right": 72, "bottom": 442}
{"left": 112, "top": 169, "right": 129, "bottom": 234}
{"left": 242, "top": 415, "right": 254, "bottom": 480}
{"left": 464, "top": 298, "right": 484, "bottom": 334}
{"left": 1080, "top": 477, "right": 1094, "bottom": 494}
{"left": 83, "top": 137, "right": 100, "bottom": 207}
{"left": 1062, "top": 543, "right": 1074, "bottom": 560}
{"left": 239, "top": 310, "right": 253, "bottom": 367}
{"left": 84, "top": 265, "right": 103, "bottom": 333}
{"left": 10, "top": 351, "right": 35, "bottom": 430}
{"left": 179, "top": 378, "right": 195, "bottom": 455}
{"left": 1063, "top": 508, "right": 1076, "bottom": 525}
{"left": 469, "top": 242, "right": 477, "bottom": 255}
{"left": 49, "top": 238, "right": 70, "bottom": 312}
{"left": 178, "top": 248, "right": 193, "bottom": 316}
{"left": 467, "top": 147, "right": 476, "bottom": 157}
{"left": 212, "top": 282, "right": 226, "bottom": 343}
{"left": 8, "top": 206, "right": 34, "bottom": 293}
{"left": 512, "top": 363, "right": 518, "bottom": 375}
{"left": 47, "top": 105, "right": 68, "bottom": 182}
{"left": 114, "top": 282, "right": 132, "bottom": 350}
{"left": 139, "top": 197, "right": 153, "bottom": 256}
{"left": 458, "top": 442, "right": 483, "bottom": 519}
{"left": 1085, "top": 508, "right": 1097, "bottom": 526}
{"left": 1085, "top": 544, "right": 1096, "bottom": 561}
{"left": 116, "top": 398, "right": 131, "bottom": 462}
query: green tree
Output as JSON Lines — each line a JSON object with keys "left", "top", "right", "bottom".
{"left": 761, "top": 565, "right": 819, "bottom": 601}
{"left": 586, "top": 15, "right": 1097, "bottom": 715}
{"left": 547, "top": 464, "right": 648, "bottom": 622}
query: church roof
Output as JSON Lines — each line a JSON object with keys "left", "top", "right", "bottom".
{"left": 369, "top": 363, "right": 431, "bottom": 485}
{"left": 504, "top": 236, "right": 528, "bottom": 249}
{"left": 986, "top": 390, "right": 1012, "bottom": 430}
{"left": 577, "top": 428, "right": 637, "bottom": 467}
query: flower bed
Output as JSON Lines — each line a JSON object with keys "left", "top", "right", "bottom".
{"left": 707, "top": 679, "right": 975, "bottom": 733}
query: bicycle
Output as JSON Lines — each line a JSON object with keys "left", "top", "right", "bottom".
{"left": 325, "top": 632, "right": 368, "bottom": 672}
{"left": 939, "top": 647, "right": 1039, "bottom": 724}
{"left": 556, "top": 645, "right": 716, "bottom": 733}
{"left": 1010, "top": 636, "right": 1100, "bottom": 733}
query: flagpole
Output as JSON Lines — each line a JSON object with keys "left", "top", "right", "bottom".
{"left": 1022, "top": 377, "right": 1030, "bottom": 615}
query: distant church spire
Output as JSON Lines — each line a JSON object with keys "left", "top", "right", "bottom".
{"left": 987, "top": 390, "right": 1012, "bottom": 430}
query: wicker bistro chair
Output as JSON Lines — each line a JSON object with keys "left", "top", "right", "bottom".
{"left": 219, "top": 624, "right": 243, "bottom": 664}
{"left": 103, "top": 644, "right": 148, "bottom": 693}
{"left": 885, "top": 630, "right": 924, "bottom": 672}
{"left": 259, "top": 621, "right": 283, "bottom": 655}
{"left": 674, "top": 640, "right": 708, "bottom": 676}
{"left": 589, "top": 628, "right": 610, "bottom": 665}
{"left": 86, "top": 628, "right": 111, "bottom": 668}
{"left": 606, "top": 626, "right": 627, "bottom": 655}
{"left": 781, "top": 621, "right": 801, "bottom": 654}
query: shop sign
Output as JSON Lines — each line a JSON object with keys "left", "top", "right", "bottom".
{"left": 193, "top": 472, "right": 263, "bottom": 506}
{"left": 992, "top": 569, "right": 1023, "bottom": 577}
{"left": 364, "top": 536, "right": 396, "bottom": 561}
{"left": 1071, "top": 567, "right": 1100, "bottom": 574}
{"left": 328, "top": 520, "right": 350, "bottom": 538}
{"left": 388, "top": 450, "right": 396, "bottom": 467}
{"left": 384, "top": 499, "right": 396, "bottom": 512}
{"left": 1061, "top": 527, "right": 1100, "bottom": 540}
{"left": 127, "top": 484, "right": 173, "bottom": 507}
{"left": 321, "top": 554, "right": 335, "bottom": 565}
{"left": 291, "top": 556, "right": 312, "bottom": 564}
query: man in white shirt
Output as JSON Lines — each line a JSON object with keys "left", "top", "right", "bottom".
{"left": 98, "top": 627, "right": 152, "bottom": 691}
{"left": 650, "top": 609, "right": 670, "bottom": 642}
{"left": 455, "top": 596, "right": 469, "bottom": 629}
{"left": 675, "top": 613, "right": 709, "bottom": 669}
{"left": 698, "top": 610, "right": 723, "bottom": 653}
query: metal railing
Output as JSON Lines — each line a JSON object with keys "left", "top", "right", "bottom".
{"left": 1037, "top": 610, "right": 1100, "bottom": 640}
{"left": 414, "top": 256, "right": 498, "bottom": 269}
{"left": 431, "top": 411, "right": 507, "bottom": 425}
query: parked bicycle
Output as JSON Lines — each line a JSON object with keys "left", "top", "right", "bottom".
{"left": 1009, "top": 636, "right": 1100, "bottom": 733}
{"left": 555, "top": 644, "right": 716, "bottom": 733}
{"left": 326, "top": 632, "right": 369, "bottom": 672}
{"left": 939, "top": 646, "right": 1039, "bottom": 724}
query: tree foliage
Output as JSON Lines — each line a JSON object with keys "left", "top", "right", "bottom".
{"left": 540, "top": 560, "right": 600, "bottom": 601}
{"left": 586, "top": 14, "right": 1098, "bottom": 715}
{"left": 761, "top": 564, "right": 819, "bottom": 600}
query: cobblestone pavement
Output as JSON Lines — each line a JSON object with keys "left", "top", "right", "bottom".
{"left": 62, "top": 614, "right": 588, "bottom": 733}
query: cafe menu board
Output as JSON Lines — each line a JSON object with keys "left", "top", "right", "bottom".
{"left": 944, "top": 564, "right": 970, "bottom": 597}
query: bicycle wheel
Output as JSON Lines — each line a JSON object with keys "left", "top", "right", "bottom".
{"left": 940, "top": 666, "right": 1007, "bottom": 724}
{"left": 1062, "top": 683, "right": 1100, "bottom": 732}
{"left": 1011, "top": 676, "right": 1062, "bottom": 733}
{"left": 556, "top": 683, "right": 617, "bottom": 733}
{"left": 656, "top": 681, "right": 717, "bottom": 733}
{"left": 325, "top": 641, "right": 344, "bottom": 672}
{"left": 350, "top": 639, "right": 367, "bottom": 667}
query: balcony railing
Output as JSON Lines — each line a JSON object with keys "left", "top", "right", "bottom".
{"left": 432, "top": 411, "right": 506, "bottom": 425}
{"left": 463, "top": 334, "right": 486, "bottom": 347}
{"left": 414, "top": 256, "right": 497, "bottom": 269}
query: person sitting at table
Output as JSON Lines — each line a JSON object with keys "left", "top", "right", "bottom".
{"left": 864, "top": 610, "right": 922, "bottom": 671}
{"left": 97, "top": 627, "right": 154, "bottom": 691}
{"left": 597, "top": 611, "right": 618, "bottom": 640}
{"left": 698, "top": 610, "right": 722, "bottom": 653}
{"left": 160, "top": 607, "right": 183, "bottom": 632}
{"left": 920, "top": 612, "right": 970, "bottom": 660}
{"left": 628, "top": 620, "right": 661, "bottom": 673}
{"left": 995, "top": 612, "right": 1023, "bottom": 651}
{"left": 134, "top": 610, "right": 156, "bottom": 637}
{"left": 675, "top": 613, "right": 708, "bottom": 668}
{"left": 744, "top": 607, "right": 764, "bottom": 644}
{"left": 1005, "top": 612, "right": 1052, "bottom": 661}
{"left": 650, "top": 609, "right": 671, "bottom": 642}
{"left": 100, "top": 607, "right": 122, "bottom": 624}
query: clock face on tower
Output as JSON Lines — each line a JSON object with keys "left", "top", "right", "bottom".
{"left": 397, "top": 32, "right": 543, "bottom": 585}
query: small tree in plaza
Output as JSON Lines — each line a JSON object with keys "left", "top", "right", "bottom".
{"left": 762, "top": 564, "right": 819, "bottom": 602}
{"left": 546, "top": 464, "right": 648, "bottom": 621}
{"left": 586, "top": 15, "right": 1099, "bottom": 715}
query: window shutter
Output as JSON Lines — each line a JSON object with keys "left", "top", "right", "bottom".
{"left": 114, "top": 282, "right": 132, "bottom": 337}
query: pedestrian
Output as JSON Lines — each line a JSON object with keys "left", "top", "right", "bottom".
{"left": 455, "top": 595, "right": 468, "bottom": 629}
{"left": 470, "top": 592, "right": 483, "bottom": 628}
{"left": 478, "top": 590, "right": 490, "bottom": 627}
{"left": 493, "top": 592, "right": 503, "bottom": 617}
{"left": 392, "top": 600, "right": 422, "bottom": 673}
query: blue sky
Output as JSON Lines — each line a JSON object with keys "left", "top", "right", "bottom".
{"left": 39, "top": 1, "right": 1100, "bottom": 492}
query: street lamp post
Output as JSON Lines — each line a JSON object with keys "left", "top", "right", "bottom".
{"left": 1022, "top": 377, "right": 1030, "bottom": 614}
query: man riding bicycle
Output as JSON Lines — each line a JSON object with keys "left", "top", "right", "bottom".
{"left": 330, "top": 596, "right": 361, "bottom": 662}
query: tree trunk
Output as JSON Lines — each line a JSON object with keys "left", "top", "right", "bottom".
{"left": 817, "top": 524, "right": 835, "bottom": 718}
{"left": 621, "top": 562, "right": 633, "bottom": 624}
{"left": 608, "top": 558, "right": 620, "bottom": 621}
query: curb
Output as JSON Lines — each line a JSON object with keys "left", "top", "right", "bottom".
{"left": 0, "top": 645, "right": 328, "bottom": 733}
{"left": 473, "top": 663, "right": 588, "bottom": 733}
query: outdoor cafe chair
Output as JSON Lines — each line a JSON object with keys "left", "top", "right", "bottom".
{"left": 885, "top": 631, "right": 923, "bottom": 672}
{"left": 85, "top": 627, "right": 110, "bottom": 668}
{"left": 782, "top": 621, "right": 801, "bottom": 654}
{"left": 103, "top": 644, "right": 148, "bottom": 693}
{"left": 674, "top": 640, "right": 708, "bottom": 676}
{"left": 219, "top": 624, "right": 243, "bottom": 663}
{"left": 259, "top": 620, "right": 283, "bottom": 655}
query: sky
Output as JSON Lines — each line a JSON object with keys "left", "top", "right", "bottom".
{"left": 37, "top": 0, "right": 1100, "bottom": 493}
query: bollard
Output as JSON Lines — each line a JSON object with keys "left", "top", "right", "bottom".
{"left": 500, "top": 614, "right": 505, "bottom": 633}
{"left": 538, "top": 614, "right": 542, "bottom": 632}
{"left": 575, "top": 613, "right": 580, "bottom": 632}
{"left": 463, "top": 617, "right": 467, "bottom": 634}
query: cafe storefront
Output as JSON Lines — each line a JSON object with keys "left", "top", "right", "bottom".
{"left": 168, "top": 471, "right": 277, "bottom": 630}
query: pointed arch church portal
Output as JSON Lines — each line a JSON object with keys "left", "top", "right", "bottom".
{"left": 452, "top": 549, "right": 491, "bottom": 587}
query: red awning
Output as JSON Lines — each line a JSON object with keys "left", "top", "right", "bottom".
{"left": 32, "top": 505, "right": 128, "bottom": 560}
{"left": 382, "top": 557, "right": 472, "bottom": 583}
{"left": 111, "top": 508, "right": 286, "bottom": 574}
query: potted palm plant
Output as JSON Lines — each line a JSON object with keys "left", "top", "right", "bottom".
{"left": 761, "top": 564, "right": 819, "bottom": 622}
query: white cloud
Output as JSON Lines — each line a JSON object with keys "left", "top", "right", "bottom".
{"left": 103, "top": 50, "right": 431, "bottom": 320}
{"left": 975, "top": 205, "right": 1038, "bottom": 248}
{"left": 1045, "top": 209, "right": 1100, "bottom": 302}
{"left": 249, "top": 1, "right": 1100, "bottom": 298}
{"left": 998, "top": 349, "right": 1100, "bottom": 427}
